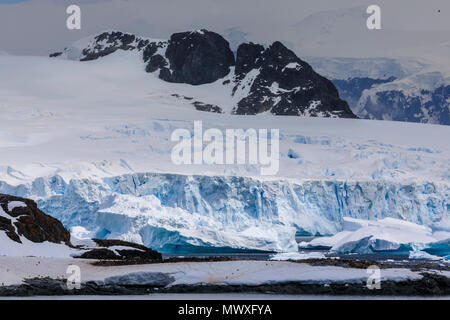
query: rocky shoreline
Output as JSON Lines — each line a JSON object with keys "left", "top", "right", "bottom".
{"left": 1, "top": 272, "right": 449, "bottom": 297}
{"left": 1, "top": 257, "right": 449, "bottom": 297}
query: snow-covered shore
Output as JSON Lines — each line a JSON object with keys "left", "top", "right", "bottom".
{"left": 2, "top": 257, "right": 411, "bottom": 287}
{"left": 1, "top": 257, "right": 450, "bottom": 296}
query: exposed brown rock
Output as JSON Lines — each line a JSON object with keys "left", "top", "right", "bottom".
{"left": 0, "top": 194, "right": 71, "bottom": 246}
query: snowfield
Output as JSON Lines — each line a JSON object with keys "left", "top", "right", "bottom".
{"left": 0, "top": 50, "right": 449, "bottom": 253}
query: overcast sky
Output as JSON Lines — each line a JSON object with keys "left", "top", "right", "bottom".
{"left": 0, "top": 0, "right": 449, "bottom": 57}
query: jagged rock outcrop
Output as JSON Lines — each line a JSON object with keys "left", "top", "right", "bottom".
{"left": 79, "top": 31, "right": 151, "bottom": 61}
{"left": 234, "top": 42, "right": 265, "bottom": 80}
{"left": 0, "top": 194, "right": 71, "bottom": 245}
{"left": 160, "top": 30, "right": 235, "bottom": 85}
{"left": 233, "top": 42, "right": 355, "bottom": 117}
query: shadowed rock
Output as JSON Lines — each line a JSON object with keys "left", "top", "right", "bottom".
{"left": 161, "top": 29, "right": 235, "bottom": 85}
{"left": 233, "top": 41, "right": 356, "bottom": 117}
{"left": 0, "top": 194, "right": 71, "bottom": 245}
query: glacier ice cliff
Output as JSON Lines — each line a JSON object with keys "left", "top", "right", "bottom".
{"left": 0, "top": 173, "right": 448, "bottom": 253}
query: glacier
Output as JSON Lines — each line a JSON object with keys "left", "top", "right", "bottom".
{"left": 0, "top": 173, "right": 447, "bottom": 253}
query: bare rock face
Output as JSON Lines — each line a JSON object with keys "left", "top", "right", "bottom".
{"left": 0, "top": 194, "right": 71, "bottom": 245}
{"left": 161, "top": 29, "right": 235, "bottom": 85}
{"left": 234, "top": 42, "right": 265, "bottom": 80}
{"left": 233, "top": 42, "right": 356, "bottom": 117}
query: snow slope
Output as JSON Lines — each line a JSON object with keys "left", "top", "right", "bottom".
{"left": 0, "top": 232, "right": 75, "bottom": 258}
{"left": 0, "top": 50, "right": 448, "bottom": 253}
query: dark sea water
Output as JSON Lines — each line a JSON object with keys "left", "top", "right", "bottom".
{"left": 162, "top": 236, "right": 446, "bottom": 265}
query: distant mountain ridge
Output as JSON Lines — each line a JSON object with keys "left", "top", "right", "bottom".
{"left": 51, "top": 29, "right": 356, "bottom": 119}
{"left": 306, "top": 57, "right": 450, "bottom": 125}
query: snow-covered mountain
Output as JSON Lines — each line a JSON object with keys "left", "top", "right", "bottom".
{"left": 305, "top": 56, "right": 450, "bottom": 125}
{"left": 355, "top": 73, "right": 450, "bottom": 125}
{"left": 51, "top": 30, "right": 355, "bottom": 118}
{"left": 50, "top": 28, "right": 450, "bottom": 125}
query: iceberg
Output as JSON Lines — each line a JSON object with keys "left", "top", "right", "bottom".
{"left": 302, "top": 217, "right": 450, "bottom": 256}
{"left": 409, "top": 250, "right": 443, "bottom": 261}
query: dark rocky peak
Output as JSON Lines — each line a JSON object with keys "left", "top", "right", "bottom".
{"left": 79, "top": 31, "right": 150, "bottom": 61}
{"left": 233, "top": 41, "right": 356, "bottom": 117}
{"left": 262, "top": 41, "right": 302, "bottom": 67}
{"left": 51, "top": 29, "right": 356, "bottom": 118}
{"left": 159, "top": 29, "right": 235, "bottom": 85}
{"left": 53, "top": 29, "right": 234, "bottom": 86}
{"left": 257, "top": 41, "right": 315, "bottom": 89}
{"left": 235, "top": 42, "right": 265, "bottom": 80}
{"left": 0, "top": 194, "right": 71, "bottom": 245}
{"left": 51, "top": 30, "right": 166, "bottom": 62}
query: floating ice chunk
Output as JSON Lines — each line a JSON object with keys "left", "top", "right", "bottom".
{"left": 409, "top": 250, "right": 442, "bottom": 261}
{"left": 70, "top": 226, "right": 97, "bottom": 247}
{"left": 304, "top": 217, "right": 449, "bottom": 255}
{"left": 299, "top": 231, "right": 353, "bottom": 250}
